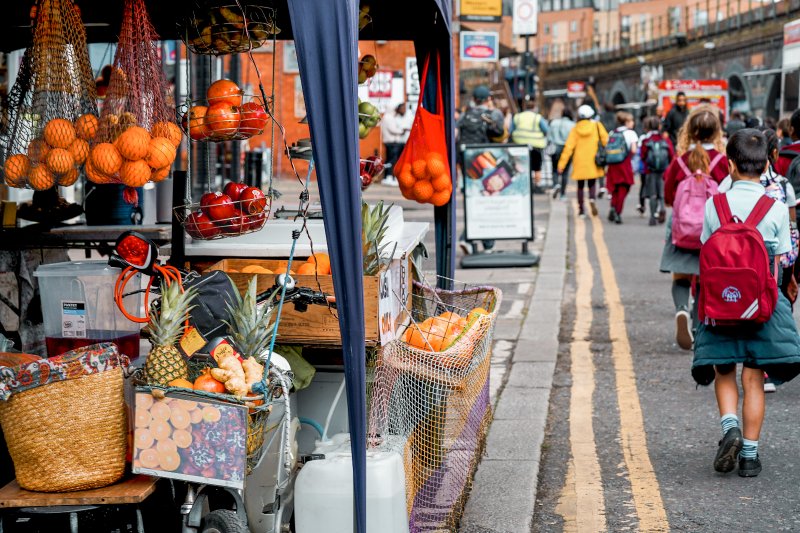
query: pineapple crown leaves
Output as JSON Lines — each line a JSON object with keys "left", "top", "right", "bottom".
{"left": 223, "top": 276, "right": 278, "bottom": 359}
{"left": 362, "top": 200, "right": 396, "bottom": 276}
{"left": 147, "top": 281, "right": 197, "bottom": 346}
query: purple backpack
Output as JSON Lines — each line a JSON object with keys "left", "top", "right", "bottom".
{"left": 671, "top": 153, "right": 724, "bottom": 250}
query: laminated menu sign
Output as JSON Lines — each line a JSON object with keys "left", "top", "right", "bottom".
{"left": 462, "top": 144, "right": 533, "bottom": 241}
{"left": 61, "top": 301, "right": 87, "bottom": 338}
{"left": 378, "top": 269, "right": 394, "bottom": 346}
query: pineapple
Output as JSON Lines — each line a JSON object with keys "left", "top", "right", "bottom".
{"left": 362, "top": 200, "right": 396, "bottom": 276}
{"left": 225, "top": 276, "right": 276, "bottom": 360}
{"left": 145, "top": 281, "right": 196, "bottom": 386}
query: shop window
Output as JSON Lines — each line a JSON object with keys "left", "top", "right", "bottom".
{"left": 571, "top": 20, "right": 578, "bottom": 33}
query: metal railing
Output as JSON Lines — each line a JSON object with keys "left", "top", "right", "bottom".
{"left": 540, "top": 0, "right": 800, "bottom": 68}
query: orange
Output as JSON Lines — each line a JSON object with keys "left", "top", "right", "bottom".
{"left": 296, "top": 262, "right": 317, "bottom": 275}
{"left": 85, "top": 159, "right": 113, "bottom": 184}
{"left": 411, "top": 159, "right": 428, "bottom": 180}
{"left": 67, "top": 138, "right": 89, "bottom": 165}
{"left": 430, "top": 190, "right": 451, "bottom": 207}
{"left": 137, "top": 448, "right": 160, "bottom": 469}
{"left": 412, "top": 180, "right": 434, "bottom": 203}
{"left": 169, "top": 407, "right": 191, "bottom": 430}
{"left": 134, "top": 429, "right": 154, "bottom": 450}
{"left": 158, "top": 451, "right": 181, "bottom": 472}
{"left": 151, "top": 121, "right": 183, "bottom": 147}
{"left": 397, "top": 169, "right": 415, "bottom": 189}
{"left": 150, "top": 400, "right": 171, "bottom": 421}
{"left": 156, "top": 438, "right": 178, "bottom": 454}
{"left": 58, "top": 167, "right": 80, "bottom": 187}
{"left": 202, "top": 406, "right": 221, "bottom": 423}
{"left": 308, "top": 253, "right": 331, "bottom": 274}
{"left": 137, "top": 394, "right": 154, "bottom": 410}
{"left": 168, "top": 378, "right": 193, "bottom": 389}
{"left": 207, "top": 79, "right": 243, "bottom": 107}
{"left": 75, "top": 114, "right": 99, "bottom": 141}
{"left": 150, "top": 420, "right": 172, "bottom": 441}
{"left": 119, "top": 159, "right": 151, "bottom": 187}
{"left": 43, "top": 118, "right": 76, "bottom": 149}
{"left": 439, "top": 311, "right": 462, "bottom": 322}
{"left": 91, "top": 143, "right": 123, "bottom": 175}
{"left": 407, "top": 321, "right": 446, "bottom": 352}
{"left": 151, "top": 166, "right": 171, "bottom": 182}
{"left": 146, "top": 137, "right": 176, "bottom": 169}
{"left": 426, "top": 152, "right": 446, "bottom": 176}
{"left": 115, "top": 126, "right": 150, "bottom": 160}
{"left": 27, "top": 139, "right": 50, "bottom": 164}
{"left": 441, "top": 333, "right": 460, "bottom": 351}
{"left": 28, "top": 165, "right": 56, "bottom": 191}
{"left": 431, "top": 173, "right": 451, "bottom": 192}
{"left": 135, "top": 409, "right": 152, "bottom": 428}
{"left": 172, "top": 429, "right": 193, "bottom": 449}
{"left": 274, "top": 266, "right": 296, "bottom": 275}
{"left": 468, "top": 307, "right": 489, "bottom": 322}
{"left": 189, "top": 409, "right": 203, "bottom": 424}
{"left": 3, "top": 154, "right": 30, "bottom": 187}
{"left": 45, "top": 148, "right": 75, "bottom": 175}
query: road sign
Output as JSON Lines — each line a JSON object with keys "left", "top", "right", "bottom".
{"left": 460, "top": 31, "right": 500, "bottom": 63}
{"left": 512, "top": 0, "right": 537, "bottom": 36}
{"left": 567, "top": 81, "right": 586, "bottom": 98}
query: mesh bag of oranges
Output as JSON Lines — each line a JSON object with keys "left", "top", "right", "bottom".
{"left": 394, "top": 51, "right": 453, "bottom": 206}
{"left": 368, "top": 279, "right": 501, "bottom": 531}
{"left": 1, "top": 0, "right": 98, "bottom": 191}
{"left": 87, "top": 0, "right": 181, "bottom": 200}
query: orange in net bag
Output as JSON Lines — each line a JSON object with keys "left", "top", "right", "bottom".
{"left": 395, "top": 51, "right": 453, "bottom": 206}
{"left": 2, "top": 0, "right": 98, "bottom": 191}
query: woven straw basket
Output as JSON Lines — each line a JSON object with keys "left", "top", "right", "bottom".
{"left": 0, "top": 367, "right": 127, "bottom": 492}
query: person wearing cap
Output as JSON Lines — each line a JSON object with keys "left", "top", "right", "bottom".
{"left": 510, "top": 96, "right": 549, "bottom": 189}
{"left": 557, "top": 104, "right": 609, "bottom": 217}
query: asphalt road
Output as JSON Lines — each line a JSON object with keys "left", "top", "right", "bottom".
{"left": 532, "top": 192, "right": 800, "bottom": 532}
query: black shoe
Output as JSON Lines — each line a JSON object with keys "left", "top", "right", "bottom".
{"left": 738, "top": 455, "right": 762, "bottom": 477}
{"left": 649, "top": 216, "right": 657, "bottom": 226}
{"left": 658, "top": 208, "right": 667, "bottom": 224}
{"left": 614, "top": 212, "right": 622, "bottom": 224}
{"left": 714, "top": 427, "right": 743, "bottom": 473}
{"left": 637, "top": 204, "right": 645, "bottom": 216}
{"left": 608, "top": 207, "right": 617, "bottom": 222}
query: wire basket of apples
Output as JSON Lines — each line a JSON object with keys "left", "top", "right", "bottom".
{"left": 360, "top": 155, "right": 384, "bottom": 191}
{"left": 358, "top": 99, "right": 381, "bottom": 139}
{"left": 178, "top": 2, "right": 280, "bottom": 56}
{"left": 178, "top": 79, "right": 271, "bottom": 142}
{"left": 176, "top": 181, "right": 271, "bottom": 240}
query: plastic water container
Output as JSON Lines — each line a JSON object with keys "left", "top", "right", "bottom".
{"left": 295, "top": 433, "right": 409, "bottom": 533}
{"left": 34, "top": 261, "right": 141, "bottom": 359}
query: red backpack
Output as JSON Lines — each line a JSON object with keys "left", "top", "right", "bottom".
{"left": 699, "top": 194, "right": 779, "bottom": 326}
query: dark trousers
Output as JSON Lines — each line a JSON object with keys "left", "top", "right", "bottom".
{"left": 577, "top": 179, "right": 597, "bottom": 213}
{"left": 552, "top": 148, "right": 570, "bottom": 196}
{"left": 385, "top": 142, "right": 404, "bottom": 176}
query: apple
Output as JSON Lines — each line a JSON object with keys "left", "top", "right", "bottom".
{"left": 239, "top": 102, "right": 269, "bottom": 137}
{"left": 358, "top": 68, "right": 368, "bottom": 84}
{"left": 221, "top": 209, "right": 247, "bottom": 234}
{"left": 359, "top": 123, "right": 369, "bottom": 139}
{"left": 246, "top": 211, "right": 267, "bottom": 231}
{"left": 239, "top": 187, "right": 267, "bottom": 214}
{"left": 200, "top": 191, "right": 222, "bottom": 217}
{"left": 366, "top": 155, "right": 384, "bottom": 177}
{"left": 360, "top": 171, "right": 372, "bottom": 191}
{"left": 361, "top": 55, "right": 377, "bottom": 77}
{"left": 185, "top": 211, "right": 220, "bottom": 239}
{"left": 206, "top": 193, "right": 235, "bottom": 222}
{"left": 223, "top": 181, "right": 249, "bottom": 201}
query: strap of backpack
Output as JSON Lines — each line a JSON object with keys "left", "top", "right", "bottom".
{"left": 744, "top": 195, "right": 776, "bottom": 227}
{"left": 713, "top": 193, "right": 734, "bottom": 224}
{"left": 779, "top": 149, "right": 799, "bottom": 161}
{"left": 709, "top": 152, "right": 725, "bottom": 173}
{"left": 676, "top": 155, "right": 691, "bottom": 177}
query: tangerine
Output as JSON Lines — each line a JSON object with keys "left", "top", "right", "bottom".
{"left": 58, "top": 167, "right": 80, "bottom": 187}
{"left": 411, "top": 159, "right": 428, "bottom": 180}
{"left": 75, "top": 114, "right": 99, "bottom": 141}
{"left": 134, "top": 429, "right": 154, "bottom": 450}
{"left": 430, "top": 189, "right": 451, "bottom": 207}
{"left": 3, "top": 154, "right": 30, "bottom": 187}
{"left": 146, "top": 137, "right": 176, "bottom": 169}
{"left": 45, "top": 148, "right": 75, "bottom": 175}
{"left": 412, "top": 180, "right": 434, "bottom": 203}
{"left": 158, "top": 451, "right": 181, "bottom": 472}
{"left": 169, "top": 407, "right": 191, "bottom": 430}
{"left": 296, "top": 262, "right": 317, "bottom": 275}
{"left": 151, "top": 166, "right": 171, "bottom": 182}
{"left": 156, "top": 438, "right": 178, "bottom": 455}
{"left": 43, "top": 118, "right": 76, "bottom": 149}
{"left": 172, "top": 429, "right": 193, "bottom": 449}
{"left": 115, "top": 126, "right": 150, "bottom": 160}
{"left": 119, "top": 159, "right": 151, "bottom": 187}
{"left": 168, "top": 378, "right": 193, "bottom": 389}
{"left": 308, "top": 253, "right": 331, "bottom": 274}
{"left": 27, "top": 139, "right": 50, "bottom": 164}
{"left": 426, "top": 152, "right": 446, "bottom": 176}
{"left": 150, "top": 400, "right": 171, "bottom": 421}
{"left": 135, "top": 409, "right": 152, "bottom": 428}
{"left": 151, "top": 122, "right": 183, "bottom": 147}
{"left": 137, "top": 448, "right": 160, "bottom": 469}
{"left": 67, "top": 138, "right": 89, "bottom": 165}
{"left": 28, "top": 165, "right": 56, "bottom": 191}
{"left": 397, "top": 169, "right": 416, "bottom": 189}
{"left": 85, "top": 159, "right": 113, "bottom": 184}
{"left": 431, "top": 172, "right": 451, "bottom": 192}
{"left": 408, "top": 322, "right": 446, "bottom": 352}
{"left": 91, "top": 143, "right": 123, "bottom": 175}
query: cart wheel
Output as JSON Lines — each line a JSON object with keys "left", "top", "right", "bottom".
{"left": 200, "top": 509, "right": 249, "bottom": 533}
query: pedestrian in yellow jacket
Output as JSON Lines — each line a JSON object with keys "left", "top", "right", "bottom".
{"left": 557, "top": 105, "right": 609, "bottom": 217}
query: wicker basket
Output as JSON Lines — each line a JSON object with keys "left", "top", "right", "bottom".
{"left": 0, "top": 367, "right": 127, "bottom": 492}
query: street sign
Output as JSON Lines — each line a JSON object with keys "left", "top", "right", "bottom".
{"left": 460, "top": 31, "right": 500, "bottom": 63}
{"left": 405, "top": 56, "right": 419, "bottom": 101}
{"left": 658, "top": 79, "right": 729, "bottom": 120}
{"left": 460, "top": 0, "right": 502, "bottom": 22}
{"left": 566, "top": 81, "right": 586, "bottom": 98}
{"left": 512, "top": 0, "right": 537, "bottom": 36}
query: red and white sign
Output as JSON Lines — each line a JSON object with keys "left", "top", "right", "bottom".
{"left": 658, "top": 79, "right": 729, "bottom": 121}
{"left": 566, "top": 81, "right": 586, "bottom": 98}
{"left": 784, "top": 19, "right": 800, "bottom": 70}
{"left": 512, "top": 0, "right": 538, "bottom": 36}
{"left": 785, "top": 19, "right": 800, "bottom": 46}
{"left": 368, "top": 69, "right": 393, "bottom": 99}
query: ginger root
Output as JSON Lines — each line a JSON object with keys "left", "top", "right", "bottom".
{"left": 242, "top": 357, "right": 264, "bottom": 390}
{"left": 210, "top": 355, "right": 248, "bottom": 397}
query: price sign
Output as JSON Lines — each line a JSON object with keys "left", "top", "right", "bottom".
{"left": 378, "top": 269, "right": 394, "bottom": 346}
{"left": 368, "top": 70, "right": 393, "bottom": 99}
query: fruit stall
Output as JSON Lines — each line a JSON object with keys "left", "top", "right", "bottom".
{"left": 0, "top": 1, "right": 501, "bottom": 532}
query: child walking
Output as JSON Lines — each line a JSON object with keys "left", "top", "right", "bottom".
{"left": 557, "top": 105, "right": 608, "bottom": 218}
{"left": 693, "top": 129, "right": 800, "bottom": 477}
{"left": 639, "top": 116, "right": 674, "bottom": 225}
{"left": 605, "top": 111, "right": 639, "bottom": 224}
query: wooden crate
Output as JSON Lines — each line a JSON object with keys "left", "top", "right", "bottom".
{"left": 206, "top": 258, "right": 409, "bottom": 346}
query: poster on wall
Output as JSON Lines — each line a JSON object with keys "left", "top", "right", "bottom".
{"left": 658, "top": 79, "right": 729, "bottom": 121}
{"left": 462, "top": 144, "right": 533, "bottom": 241}
{"left": 460, "top": 31, "right": 500, "bottom": 63}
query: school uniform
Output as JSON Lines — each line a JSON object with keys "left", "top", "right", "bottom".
{"left": 692, "top": 180, "right": 800, "bottom": 385}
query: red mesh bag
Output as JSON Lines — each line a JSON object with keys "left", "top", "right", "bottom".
{"left": 88, "top": 0, "right": 182, "bottom": 201}
{"left": 394, "top": 51, "right": 453, "bottom": 207}
{"left": 2, "top": 0, "right": 97, "bottom": 191}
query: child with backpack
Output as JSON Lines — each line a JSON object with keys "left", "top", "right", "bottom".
{"left": 660, "top": 106, "right": 728, "bottom": 350}
{"left": 692, "top": 129, "right": 800, "bottom": 478}
{"left": 639, "top": 116, "right": 674, "bottom": 225}
{"left": 605, "top": 111, "right": 639, "bottom": 224}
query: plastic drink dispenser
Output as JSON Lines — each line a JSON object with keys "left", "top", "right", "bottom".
{"left": 295, "top": 433, "right": 409, "bottom": 533}
{"left": 35, "top": 261, "right": 141, "bottom": 359}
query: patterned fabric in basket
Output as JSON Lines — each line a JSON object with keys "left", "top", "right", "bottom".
{"left": 0, "top": 343, "right": 129, "bottom": 400}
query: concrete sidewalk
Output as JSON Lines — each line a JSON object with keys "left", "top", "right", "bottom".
{"left": 460, "top": 199, "right": 569, "bottom": 533}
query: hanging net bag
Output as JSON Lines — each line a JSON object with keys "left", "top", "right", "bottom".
{"left": 1, "top": 0, "right": 97, "bottom": 191}
{"left": 87, "top": 0, "right": 182, "bottom": 204}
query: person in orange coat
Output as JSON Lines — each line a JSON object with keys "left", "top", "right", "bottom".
{"left": 557, "top": 105, "right": 609, "bottom": 217}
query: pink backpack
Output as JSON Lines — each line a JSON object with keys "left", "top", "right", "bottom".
{"left": 699, "top": 194, "right": 779, "bottom": 325}
{"left": 671, "top": 153, "right": 724, "bottom": 249}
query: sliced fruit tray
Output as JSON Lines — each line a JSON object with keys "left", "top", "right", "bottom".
{"left": 178, "top": 3, "right": 280, "bottom": 56}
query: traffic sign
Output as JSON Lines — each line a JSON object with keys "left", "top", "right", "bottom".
{"left": 512, "top": 0, "right": 537, "bottom": 36}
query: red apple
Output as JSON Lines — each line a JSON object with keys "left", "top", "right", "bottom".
{"left": 360, "top": 171, "right": 373, "bottom": 191}
{"left": 205, "top": 103, "right": 241, "bottom": 138}
{"left": 185, "top": 211, "right": 220, "bottom": 239}
{"left": 366, "top": 155, "right": 385, "bottom": 177}
{"left": 239, "top": 102, "right": 269, "bottom": 137}
{"left": 206, "top": 193, "right": 235, "bottom": 222}
{"left": 221, "top": 209, "right": 247, "bottom": 234}
{"left": 240, "top": 187, "right": 267, "bottom": 214}
{"left": 246, "top": 211, "right": 267, "bottom": 231}
{"left": 223, "top": 181, "right": 249, "bottom": 201}
{"left": 200, "top": 191, "right": 222, "bottom": 217}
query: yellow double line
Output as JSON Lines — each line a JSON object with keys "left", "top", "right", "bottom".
{"left": 559, "top": 211, "right": 669, "bottom": 532}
